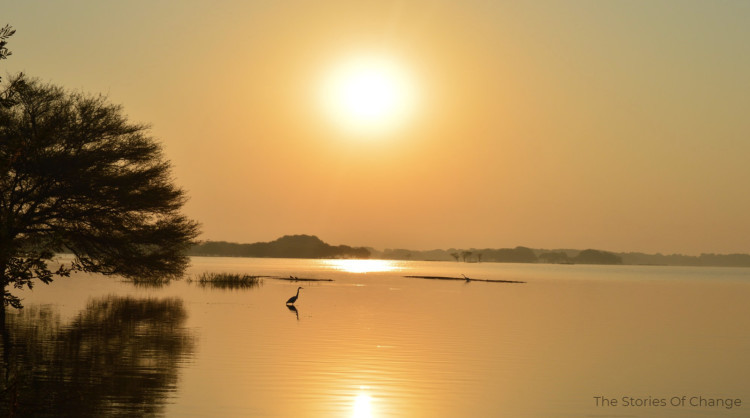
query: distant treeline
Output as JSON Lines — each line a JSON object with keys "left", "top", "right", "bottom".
{"left": 618, "top": 252, "right": 750, "bottom": 267}
{"left": 375, "top": 247, "right": 623, "bottom": 265}
{"left": 187, "top": 235, "right": 750, "bottom": 267}
{"left": 373, "top": 247, "right": 750, "bottom": 267}
{"left": 189, "top": 234, "right": 370, "bottom": 259}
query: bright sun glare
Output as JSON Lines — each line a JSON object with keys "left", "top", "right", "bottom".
{"left": 324, "top": 259, "right": 400, "bottom": 274}
{"left": 352, "top": 392, "right": 373, "bottom": 418}
{"left": 320, "top": 55, "right": 417, "bottom": 136}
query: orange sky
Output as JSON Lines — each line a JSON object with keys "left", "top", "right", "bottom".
{"left": 5, "top": 1, "right": 750, "bottom": 254}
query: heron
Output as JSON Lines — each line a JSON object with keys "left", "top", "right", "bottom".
{"left": 286, "top": 286, "right": 303, "bottom": 305}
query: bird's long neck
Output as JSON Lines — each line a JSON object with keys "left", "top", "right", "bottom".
{"left": 296, "top": 288, "right": 301, "bottom": 297}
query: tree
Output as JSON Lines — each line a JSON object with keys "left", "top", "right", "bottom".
{"left": 0, "top": 24, "right": 21, "bottom": 103}
{"left": 0, "top": 75, "right": 200, "bottom": 309}
{"left": 0, "top": 24, "right": 15, "bottom": 82}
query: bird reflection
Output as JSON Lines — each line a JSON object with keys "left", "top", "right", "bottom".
{"left": 286, "top": 304, "right": 299, "bottom": 320}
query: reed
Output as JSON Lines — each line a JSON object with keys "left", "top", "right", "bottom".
{"left": 195, "top": 272, "right": 263, "bottom": 289}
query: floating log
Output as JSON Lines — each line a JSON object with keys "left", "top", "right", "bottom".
{"left": 403, "top": 275, "right": 525, "bottom": 284}
{"left": 272, "top": 276, "right": 334, "bottom": 282}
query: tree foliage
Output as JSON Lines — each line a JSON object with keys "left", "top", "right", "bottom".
{"left": 0, "top": 75, "right": 199, "bottom": 308}
{"left": 0, "top": 25, "right": 13, "bottom": 56}
{"left": 0, "top": 24, "right": 14, "bottom": 76}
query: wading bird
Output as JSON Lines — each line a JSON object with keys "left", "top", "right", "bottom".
{"left": 286, "top": 287, "right": 303, "bottom": 305}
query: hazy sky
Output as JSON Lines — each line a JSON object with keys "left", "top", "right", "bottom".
{"left": 4, "top": 1, "right": 750, "bottom": 255}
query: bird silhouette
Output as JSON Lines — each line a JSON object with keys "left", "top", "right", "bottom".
{"left": 286, "top": 286, "right": 303, "bottom": 305}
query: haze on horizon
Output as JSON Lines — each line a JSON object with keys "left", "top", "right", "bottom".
{"left": 5, "top": 1, "right": 749, "bottom": 256}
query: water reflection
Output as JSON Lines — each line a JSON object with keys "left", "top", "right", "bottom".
{"left": 1, "top": 296, "right": 195, "bottom": 417}
{"left": 11, "top": 259, "right": 750, "bottom": 417}
{"left": 286, "top": 304, "right": 299, "bottom": 320}
{"left": 323, "top": 259, "right": 400, "bottom": 273}
{"left": 352, "top": 391, "right": 374, "bottom": 418}
{"left": 128, "top": 276, "right": 172, "bottom": 288}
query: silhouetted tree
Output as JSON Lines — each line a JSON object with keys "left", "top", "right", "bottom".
{"left": 0, "top": 24, "right": 22, "bottom": 107}
{"left": 0, "top": 24, "right": 14, "bottom": 84}
{"left": 450, "top": 252, "right": 459, "bottom": 262}
{"left": 0, "top": 76, "right": 200, "bottom": 309}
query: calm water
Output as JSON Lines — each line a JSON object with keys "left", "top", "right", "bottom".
{"left": 2, "top": 257, "right": 750, "bottom": 417}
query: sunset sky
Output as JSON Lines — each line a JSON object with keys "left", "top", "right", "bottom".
{"left": 5, "top": 1, "right": 749, "bottom": 255}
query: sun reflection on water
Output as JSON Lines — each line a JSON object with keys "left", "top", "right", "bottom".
{"left": 352, "top": 391, "right": 374, "bottom": 418}
{"left": 324, "top": 259, "right": 400, "bottom": 274}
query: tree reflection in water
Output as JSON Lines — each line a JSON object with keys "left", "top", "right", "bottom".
{"left": 1, "top": 296, "right": 195, "bottom": 417}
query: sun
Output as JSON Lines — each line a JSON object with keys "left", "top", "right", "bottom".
{"left": 319, "top": 54, "right": 417, "bottom": 136}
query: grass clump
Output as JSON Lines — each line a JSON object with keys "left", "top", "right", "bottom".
{"left": 195, "top": 272, "right": 263, "bottom": 289}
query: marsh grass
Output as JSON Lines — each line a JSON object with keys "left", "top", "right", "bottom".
{"left": 193, "top": 272, "right": 263, "bottom": 289}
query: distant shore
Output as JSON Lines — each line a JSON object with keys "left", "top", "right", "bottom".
{"left": 188, "top": 235, "right": 750, "bottom": 268}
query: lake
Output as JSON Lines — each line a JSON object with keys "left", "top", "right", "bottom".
{"left": 2, "top": 257, "right": 749, "bottom": 417}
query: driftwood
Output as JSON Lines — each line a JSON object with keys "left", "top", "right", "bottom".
{"left": 272, "top": 276, "right": 334, "bottom": 282}
{"left": 404, "top": 275, "right": 525, "bottom": 284}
